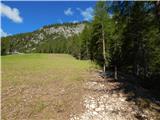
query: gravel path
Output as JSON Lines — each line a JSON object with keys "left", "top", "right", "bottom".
{"left": 70, "top": 71, "right": 160, "bottom": 120}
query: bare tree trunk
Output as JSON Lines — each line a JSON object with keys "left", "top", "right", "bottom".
{"left": 102, "top": 23, "right": 106, "bottom": 73}
{"left": 136, "top": 64, "right": 140, "bottom": 76}
{"left": 114, "top": 65, "right": 118, "bottom": 80}
{"left": 103, "top": 65, "right": 106, "bottom": 73}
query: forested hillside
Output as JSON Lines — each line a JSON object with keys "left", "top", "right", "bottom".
{"left": 1, "top": 21, "right": 87, "bottom": 55}
{"left": 1, "top": 1, "right": 160, "bottom": 96}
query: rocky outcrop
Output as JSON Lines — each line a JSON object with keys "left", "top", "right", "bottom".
{"left": 42, "top": 24, "right": 85, "bottom": 38}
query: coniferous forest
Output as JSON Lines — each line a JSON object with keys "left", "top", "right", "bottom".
{"left": 70, "top": 1, "right": 160, "bottom": 96}
{"left": 1, "top": 1, "right": 160, "bottom": 96}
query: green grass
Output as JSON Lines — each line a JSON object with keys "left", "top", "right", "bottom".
{"left": 2, "top": 53, "right": 96, "bottom": 87}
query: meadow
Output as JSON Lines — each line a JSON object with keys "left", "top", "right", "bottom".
{"left": 1, "top": 54, "right": 97, "bottom": 120}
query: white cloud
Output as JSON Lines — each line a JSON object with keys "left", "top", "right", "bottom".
{"left": 0, "top": 28, "right": 9, "bottom": 37}
{"left": 64, "top": 8, "right": 73, "bottom": 16}
{"left": 77, "top": 7, "right": 93, "bottom": 21}
{"left": 1, "top": 3, "right": 23, "bottom": 23}
{"left": 72, "top": 20, "right": 78, "bottom": 23}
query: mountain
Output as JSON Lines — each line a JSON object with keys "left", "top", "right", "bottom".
{"left": 1, "top": 21, "right": 87, "bottom": 55}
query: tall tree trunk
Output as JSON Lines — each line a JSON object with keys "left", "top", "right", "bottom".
{"left": 102, "top": 23, "right": 106, "bottom": 73}
{"left": 114, "top": 65, "right": 118, "bottom": 80}
{"left": 136, "top": 64, "right": 140, "bottom": 76}
{"left": 133, "top": 62, "right": 140, "bottom": 77}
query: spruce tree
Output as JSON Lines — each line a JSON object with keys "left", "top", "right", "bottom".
{"left": 90, "top": 1, "right": 109, "bottom": 72}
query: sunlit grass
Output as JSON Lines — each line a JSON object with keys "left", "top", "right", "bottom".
{"left": 1, "top": 53, "right": 99, "bottom": 119}
{"left": 1, "top": 53, "right": 97, "bottom": 88}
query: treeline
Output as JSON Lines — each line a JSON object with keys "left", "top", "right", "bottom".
{"left": 43, "top": 21, "right": 88, "bottom": 29}
{"left": 68, "top": 1, "right": 160, "bottom": 92}
{"left": 1, "top": 32, "right": 36, "bottom": 55}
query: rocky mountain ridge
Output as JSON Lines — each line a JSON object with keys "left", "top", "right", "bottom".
{"left": 41, "top": 23, "right": 85, "bottom": 38}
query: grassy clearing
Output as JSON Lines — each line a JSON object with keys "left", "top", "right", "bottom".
{"left": 1, "top": 53, "right": 98, "bottom": 120}
{"left": 2, "top": 53, "right": 94, "bottom": 87}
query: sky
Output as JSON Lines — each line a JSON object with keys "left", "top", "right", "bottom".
{"left": 0, "top": 1, "right": 96, "bottom": 37}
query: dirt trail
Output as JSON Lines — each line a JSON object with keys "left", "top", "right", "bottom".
{"left": 70, "top": 71, "right": 160, "bottom": 120}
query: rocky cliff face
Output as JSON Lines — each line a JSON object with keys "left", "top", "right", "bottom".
{"left": 41, "top": 23, "right": 85, "bottom": 38}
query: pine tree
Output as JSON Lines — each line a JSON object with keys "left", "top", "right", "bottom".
{"left": 80, "top": 24, "right": 91, "bottom": 59}
{"left": 90, "top": 1, "right": 109, "bottom": 72}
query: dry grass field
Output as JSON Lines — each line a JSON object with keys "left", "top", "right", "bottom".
{"left": 1, "top": 54, "right": 97, "bottom": 120}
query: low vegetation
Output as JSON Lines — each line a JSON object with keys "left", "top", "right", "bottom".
{"left": 1, "top": 54, "right": 98, "bottom": 119}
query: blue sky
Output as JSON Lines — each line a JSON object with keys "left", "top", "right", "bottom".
{"left": 1, "top": 1, "right": 96, "bottom": 37}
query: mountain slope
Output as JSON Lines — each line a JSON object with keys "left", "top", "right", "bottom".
{"left": 1, "top": 22, "right": 87, "bottom": 55}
